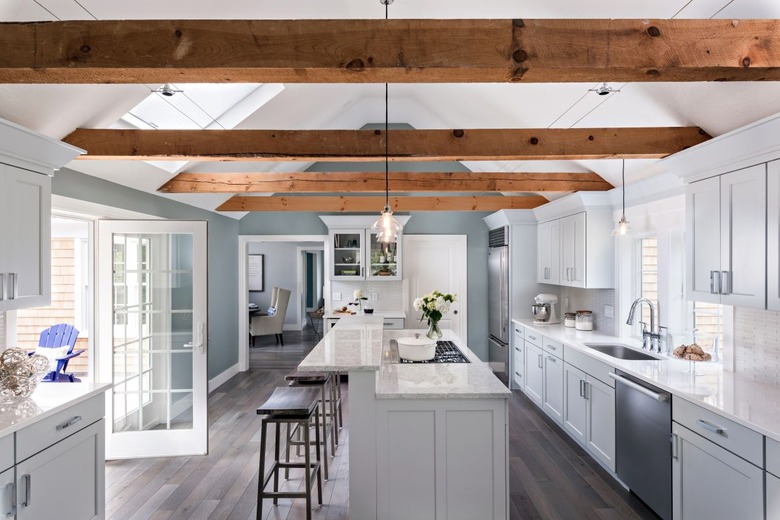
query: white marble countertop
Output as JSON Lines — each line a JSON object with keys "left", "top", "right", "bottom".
{"left": 515, "top": 318, "right": 780, "bottom": 443}
{"left": 323, "top": 310, "right": 406, "bottom": 319}
{"left": 0, "top": 382, "right": 111, "bottom": 438}
{"left": 376, "top": 329, "right": 511, "bottom": 399}
{"left": 299, "top": 316, "right": 510, "bottom": 399}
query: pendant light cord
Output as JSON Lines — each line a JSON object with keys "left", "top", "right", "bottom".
{"left": 621, "top": 159, "right": 626, "bottom": 216}
{"left": 384, "top": 0, "right": 390, "bottom": 209}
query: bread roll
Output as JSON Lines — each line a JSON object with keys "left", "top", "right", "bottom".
{"left": 687, "top": 344, "right": 705, "bottom": 355}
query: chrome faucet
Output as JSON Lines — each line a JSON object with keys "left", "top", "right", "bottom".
{"left": 626, "top": 298, "right": 665, "bottom": 354}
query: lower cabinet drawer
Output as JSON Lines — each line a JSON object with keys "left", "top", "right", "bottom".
{"left": 381, "top": 318, "right": 404, "bottom": 330}
{"left": 673, "top": 397, "right": 763, "bottom": 467}
{"left": 17, "top": 394, "right": 104, "bottom": 462}
{"left": 0, "top": 435, "right": 12, "bottom": 473}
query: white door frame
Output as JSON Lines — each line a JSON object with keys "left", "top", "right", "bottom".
{"left": 98, "top": 219, "right": 208, "bottom": 459}
{"left": 238, "top": 235, "right": 328, "bottom": 372}
{"left": 297, "top": 246, "right": 325, "bottom": 328}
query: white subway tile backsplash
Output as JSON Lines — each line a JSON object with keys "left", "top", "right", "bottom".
{"left": 734, "top": 307, "right": 780, "bottom": 385}
{"left": 330, "top": 280, "right": 403, "bottom": 312}
{"left": 560, "top": 287, "right": 617, "bottom": 335}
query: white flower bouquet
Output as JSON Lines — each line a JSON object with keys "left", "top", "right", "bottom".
{"left": 413, "top": 290, "right": 457, "bottom": 339}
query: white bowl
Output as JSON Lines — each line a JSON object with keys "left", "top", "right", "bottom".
{"left": 397, "top": 336, "right": 436, "bottom": 361}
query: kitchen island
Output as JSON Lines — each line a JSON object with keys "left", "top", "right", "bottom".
{"left": 299, "top": 315, "right": 510, "bottom": 520}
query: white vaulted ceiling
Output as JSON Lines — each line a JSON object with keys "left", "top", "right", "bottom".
{"left": 2, "top": 0, "right": 780, "bottom": 216}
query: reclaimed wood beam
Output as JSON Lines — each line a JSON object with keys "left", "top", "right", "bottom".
{"left": 65, "top": 128, "right": 710, "bottom": 162}
{"left": 159, "top": 171, "right": 612, "bottom": 193}
{"left": 216, "top": 195, "right": 548, "bottom": 212}
{"left": 1, "top": 19, "right": 779, "bottom": 83}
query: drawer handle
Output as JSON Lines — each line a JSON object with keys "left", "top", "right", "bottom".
{"left": 696, "top": 419, "right": 726, "bottom": 435}
{"left": 21, "top": 475, "right": 30, "bottom": 507}
{"left": 56, "top": 416, "right": 82, "bottom": 431}
{"left": 546, "top": 355, "right": 556, "bottom": 363}
{"left": 3, "top": 482, "right": 14, "bottom": 517}
{"left": 547, "top": 344, "right": 557, "bottom": 350}
{"left": 515, "top": 347, "right": 521, "bottom": 352}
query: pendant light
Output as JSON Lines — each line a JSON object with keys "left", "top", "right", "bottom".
{"left": 612, "top": 159, "right": 631, "bottom": 236}
{"left": 371, "top": 0, "right": 402, "bottom": 244}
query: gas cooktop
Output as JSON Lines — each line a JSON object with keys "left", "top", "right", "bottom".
{"left": 399, "top": 340, "right": 470, "bottom": 364}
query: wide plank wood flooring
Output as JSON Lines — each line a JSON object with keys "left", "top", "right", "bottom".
{"left": 106, "top": 327, "right": 658, "bottom": 519}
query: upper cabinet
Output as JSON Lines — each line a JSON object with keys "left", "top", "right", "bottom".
{"left": 766, "top": 160, "right": 780, "bottom": 310}
{"left": 686, "top": 164, "right": 766, "bottom": 308}
{"left": 322, "top": 215, "right": 411, "bottom": 281}
{"left": 535, "top": 197, "right": 614, "bottom": 289}
{"left": 0, "top": 118, "right": 83, "bottom": 312}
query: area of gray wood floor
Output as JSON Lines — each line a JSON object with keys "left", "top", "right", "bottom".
{"left": 106, "top": 326, "right": 658, "bottom": 520}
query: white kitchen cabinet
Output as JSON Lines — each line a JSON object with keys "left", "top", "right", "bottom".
{"left": 524, "top": 342, "right": 544, "bottom": 406}
{"left": 537, "top": 219, "right": 560, "bottom": 284}
{"left": 563, "top": 362, "right": 616, "bottom": 471}
{"left": 16, "top": 419, "right": 104, "bottom": 520}
{"left": 536, "top": 209, "right": 613, "bottom": 289}
{"left": 542, "top": 349, "right": 564, "bottom": 424}
{"left": 560, "top": 212, "right": 585, "bottom": 287}
{"left": 0, "top": 163, "right": 51, "bottom": 311}
{"left": 672, "top": 421, "right": 763, "bottom": 520}
{"left": 329, "top": 228, "right": 403, "bottom": 281}
{"left": 686, "top": 164, "right": 766, "bottom": 308}
{"left": 768, "top": 472, "right": 780, "bottom": 520}
{"left": 766, "top": 160, "right": 780, "bottom": 310}
{"left": 512, "top": 325, "right": 524, "bottom": 389}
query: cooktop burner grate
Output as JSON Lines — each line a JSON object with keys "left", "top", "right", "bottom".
{"left": 399, "top": 340, "right": 470, "bottom": 364}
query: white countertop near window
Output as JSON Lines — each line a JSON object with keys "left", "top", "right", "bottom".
{"left": 323, "top": 310, "right": 406, "bottom": 319}
{"left": 516, "top": 318, "right": 780, "bottom": 443}
{"left": 299, "top": 315, "right": 510, "bottom": 399}
{"left": 0, "top": 382, "right": 111, "bottom": 438}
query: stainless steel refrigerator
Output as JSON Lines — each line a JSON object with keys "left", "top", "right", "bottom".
{"left": 488, "top": 227, "right": 509, "bottom": 385}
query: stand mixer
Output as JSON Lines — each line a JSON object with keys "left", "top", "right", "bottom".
{"left": 532, "top": 294, "right": 560, "bottom": 325}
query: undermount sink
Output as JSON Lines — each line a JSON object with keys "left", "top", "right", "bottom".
{"left": 583, "top": 343, "right": 662, "bottom": 361}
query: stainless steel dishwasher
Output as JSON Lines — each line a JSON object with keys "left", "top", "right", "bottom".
{"left": 610, "top": 370, "right": 672, "bottom": 520}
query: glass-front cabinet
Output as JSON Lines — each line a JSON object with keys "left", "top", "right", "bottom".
{"left": 329, "top": 228, "right": 402, "bottom": 280}
{"left": 332, "top": 229, "right": 365, "bottom": 280}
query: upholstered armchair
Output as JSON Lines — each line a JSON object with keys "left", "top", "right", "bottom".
{"left": 250, "top": 287, "right": 291, "bottom": 346}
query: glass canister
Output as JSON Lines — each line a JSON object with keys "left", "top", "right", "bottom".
{"left": 564, "top": 312, "right": 577, "bottom": 328}
{"left": 575, "top": 310, "right": 594, "bottom": 331}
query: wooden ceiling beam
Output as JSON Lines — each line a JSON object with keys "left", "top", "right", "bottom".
{"left": 159, "top": 171, "right": 612, "bottom": 193}
{"left": 65, "top": 127, "right": 709, "bottom": 162}
{"left": 1, "top": 19, "right": 779, "bottom": 83}
{"left": 216, "top": 195, "right": 548, "bottom": 212}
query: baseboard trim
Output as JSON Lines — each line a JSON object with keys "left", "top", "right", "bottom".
{"left": 209, "top": 363, "right": 241, "bottom": 393}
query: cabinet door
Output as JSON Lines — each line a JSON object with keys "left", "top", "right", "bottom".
{"left": 720, "top": 165, "right": 766, "bottom": 308}
{"left": 768, "top": 160, "right": 780, "bottom": 310}
{"left": 366, "top": 229, "right": 402, "bottom": 280}
{"left": 542, "top": 353, "right": 564, "bottom": 424}
{"left": 0, "top": 165, "right": 51, "bottom": 310}
{"left": 768, "top": 471, "right": 780, "bottom": 520}
{"left": 330, "top": 229, "right": 365, "bottom": 279}
{"left": 512, "top": 335, "right": 524, "bottom": 390}
{"left": 672, "top": 422, "right": 763, "bottom": 520}
{"left": 563, "top": 363, "right": 587, "bottom": 445}
{"left": 560, "top": 213, "right": 586, "bottom": 288}
{"left": 523, "top": 343, "right": 544, "bottom": 406}
{"left": 586, "top": 376, "right": 615, "bottom": 471}
{"left": 0, "top": 467, "right": 13, "bottom": 519}
{"left": 685, "top": 176, "right": 722, "bottom": 304}
{"left": 16, "top": 419, "right": 105, "bottom": 520}
{"left": 537, "top": 220, "right": 560, "bottom": 284}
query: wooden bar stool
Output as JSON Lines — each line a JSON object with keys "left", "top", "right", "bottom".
{"left": 256, "top": 386, "right": 323, "bottom": 520}
{"left": 285, "top": 371, "right": 336, "bottom": 480}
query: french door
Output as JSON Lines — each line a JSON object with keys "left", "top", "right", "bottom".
{"left": 98, "top": 220, "right": 208, "bottom": 459}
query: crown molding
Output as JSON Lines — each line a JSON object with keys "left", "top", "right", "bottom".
{"left": 0, "top": 117, "right": 83, "bottom": 175}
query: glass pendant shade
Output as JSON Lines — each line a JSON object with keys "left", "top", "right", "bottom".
{"left": 371, "top": 204, "right": 402, "bottom": 243}
{"left": 612, "top": 159, "right": 631, "bottom": 237}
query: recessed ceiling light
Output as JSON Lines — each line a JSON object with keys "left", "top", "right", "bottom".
{"left": 588, "top": 83, "right": 620, "bottom": 96}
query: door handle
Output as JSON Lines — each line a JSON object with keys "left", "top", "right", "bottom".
{"left": 583, "top": 381, "right": 589, "bottom": 399}
{"left": 8, "top": 274, "right": 17, "bottom": 300}
{"left": 3, "top": 482, "right": 14, "bottom": 517}
{"left": 671, "top": 433, "right": 679, "bottom": 460}
{"left": 537, "top": 354, "right": 543, "bottom": 369}
{"left": 710, "top": 270, "right": 721, "bottom": 295}
{"left": 579, "top": 380, "right": 585, "bottom": 398}
{"left": 0, "top": 274, "right": 4, "bottom": 301}
{"left": 21, "top": 474, "right": 30, "bottom": 507}
{"left": 720, "top": 271, "right": 731, "bottom": 295}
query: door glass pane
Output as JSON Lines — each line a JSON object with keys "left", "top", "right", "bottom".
{"left": 112, "top": 232, "right": 195, "bottom": 433}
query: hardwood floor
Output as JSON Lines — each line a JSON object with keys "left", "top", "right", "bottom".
{"left": 106, "top": 328, "right": 658, "bottom": 520}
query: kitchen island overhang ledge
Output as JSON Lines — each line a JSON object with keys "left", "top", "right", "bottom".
{"left": 298, "top": 315, "right": 511, "bottom": 520}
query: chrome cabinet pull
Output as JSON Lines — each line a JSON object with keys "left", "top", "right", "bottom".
{"left": 579, "top": 380, "right": 585, "bottom": 398}
{"left": 710, "top": 270, "right": 721, "bottom": 295}
{"left": 10, "top": 274, "right": 17, "bottom": 300}
{"left": 546, "top": 355, "right": 556, "bottom": 363}
{"left": 671, "top": 433, "right": 679, "bottom": 460}
{"left": 0, "top": 274, "right": 4, "bottom": 301}
{"left": 3, "top": 482, "right": 14, "bottom": 517}
{"left": 537, "top": 354, "right": 543, "bottom": 369}
{"left": 583, "top": 381, "right": 589, "bottom": 399}
{"left": 720, "top": 271, "right": 731, "bottom": 295}
{"left": 696, "top": 419, "right": 726, "bottom": 435}
{"left": 56, "top": 415, "right": 82, "bottom": 431}
{"left": 21, "top": 475, "right": 30, "bottom": 507}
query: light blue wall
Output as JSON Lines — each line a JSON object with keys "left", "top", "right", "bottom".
{"left": 239, "top": 211, "right": 492, "bottom": 359}
{"left": 53, "top": 168, "right": 240, "bottom": 379}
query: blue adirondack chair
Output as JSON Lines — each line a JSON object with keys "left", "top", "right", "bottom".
{"left": 35, "top": 324, "right": 84, "bottom": 382}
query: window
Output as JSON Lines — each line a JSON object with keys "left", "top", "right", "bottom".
{"left": 635, "top": 237, "right": 659, "bottom": 335}
{"left": 692, "top": 302, "right": 723, "bottom": 354}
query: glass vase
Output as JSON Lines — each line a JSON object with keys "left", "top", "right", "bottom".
{"left": 426, "top": 320, "right": 442, "bottom": 340}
